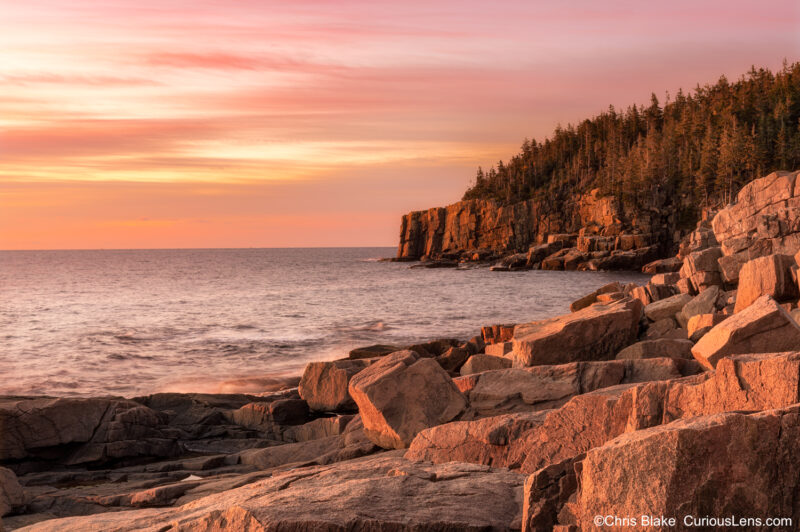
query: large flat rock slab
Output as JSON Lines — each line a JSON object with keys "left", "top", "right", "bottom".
{"left": 405, "top": 411, "right": 550, "bottom": 469}
{"left": 510, "top": 298, "right": 642, "bottom": 367}
{"left": 691, "top": 295, "right": 800, "bottom": 369}
{"left": 19, "top": 453, "right": 526, "bottom": 532}
{"left": 462, "top": 357, "right": 692, "bottom": 419}
{"left": 569, "top": 407, "right": 800, "bottom": 531}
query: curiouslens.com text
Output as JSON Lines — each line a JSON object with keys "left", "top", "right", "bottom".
{"left": 593, "top": 514, "right": 793, "bottom": 528}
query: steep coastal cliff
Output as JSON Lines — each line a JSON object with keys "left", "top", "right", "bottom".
{"left": 397, "top": 198, "right": 541, "bottom": 260}
{"left": 398, "top": 187, "right": 678, "bottom": 270}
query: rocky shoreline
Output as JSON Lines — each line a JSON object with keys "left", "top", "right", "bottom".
{"left": 3, "top": 170, "right": 800, "bottom": 531}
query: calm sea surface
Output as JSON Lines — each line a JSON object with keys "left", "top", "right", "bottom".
{"left": 0, "top": 248, "right": 648, "bottom": 397}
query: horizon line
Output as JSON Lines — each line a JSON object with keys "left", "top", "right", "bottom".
{"left": 0, "top": 245, "right": 399, "bottom": 252}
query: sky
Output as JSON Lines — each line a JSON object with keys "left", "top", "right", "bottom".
{"left": 1, "top": 0, "right": 798, "bottom": 250}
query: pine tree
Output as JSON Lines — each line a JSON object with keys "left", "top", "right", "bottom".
{"left": 460, "top": 63, "right": 800, "bottom": 217}
{"left": 697, "top": 123, "right": 718, "bottom": 204}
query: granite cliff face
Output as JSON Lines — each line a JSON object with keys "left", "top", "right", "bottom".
{"left": 665, "top": 170, "right": 800, "bottom": 294}
{"left": 397, "top": 198, "right": 542, "bottom": 260}
{"left": 398, "top": 171, "right": 800, "bottom": 272}
{"left": 398, "top": 188, "right": 676, "bottom": 270}
{"left": 712, "top": 170, "right": 800, "bottom": 284}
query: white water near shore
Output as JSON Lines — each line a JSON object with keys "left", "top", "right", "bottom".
{"left": 0, "top": 248, "right": 648, "bottom": 397}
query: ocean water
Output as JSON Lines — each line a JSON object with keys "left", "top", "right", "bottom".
{"left": 0, "top": 248, "right": 649, "bottom": 397}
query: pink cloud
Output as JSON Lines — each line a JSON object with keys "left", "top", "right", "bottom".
{"left": 142, "top": 52, "right": 289, "bottom": 71}
{"left": 1, "top": 0, "right": 798, "bottom": 248}
{"left": 1, "top": 119, "right": 220, "bottom": 159}
{"left": 0, "top": 73, "right": 160, "bottom": 87}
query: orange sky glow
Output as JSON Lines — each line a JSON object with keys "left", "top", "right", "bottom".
{"left": 1, "top": 0, "right": 799, "bottom": 249}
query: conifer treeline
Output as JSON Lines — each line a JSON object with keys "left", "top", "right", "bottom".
{"left": 463, "top": 62, "right": 800, "bottom": 219}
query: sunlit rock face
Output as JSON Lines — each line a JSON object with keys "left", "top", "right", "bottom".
{"left": 712, "top": 170, "right": 800, "bottom": 283}
{"left": 397, "top": 198, "right": 542, "bottom": 260}
{"left": 396, "top": 188, "right": 662, "bottom": 266}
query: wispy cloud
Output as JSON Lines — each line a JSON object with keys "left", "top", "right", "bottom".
{"left": 1, "top": 0, "right": 797, "bottom": 248}
{"left": 0, "top": 73, "right": 161, "bottom": 87}
{"left": 141, "top": 51, "right": 299, "bottom": 71}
